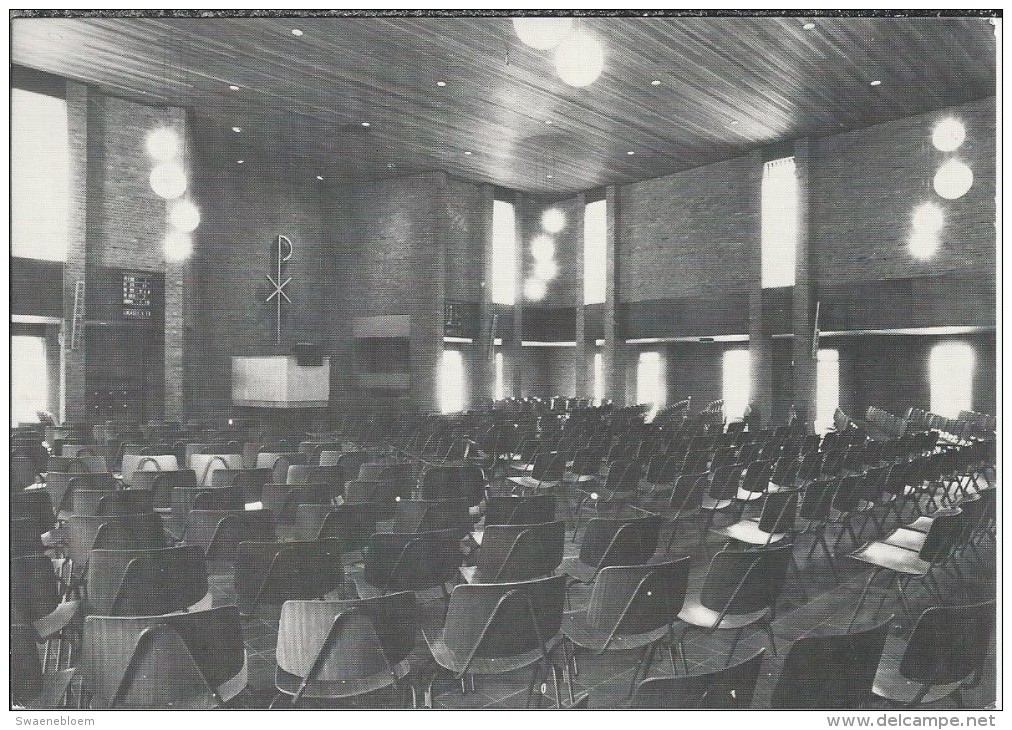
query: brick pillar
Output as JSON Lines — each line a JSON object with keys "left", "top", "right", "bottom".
{"left": 603, "top": 186, "right": 626, "bottom": 406}
{"left": 63, "top": 81, "right": 89, "bottom": 423}
{"left": 508, "top": 192, "right": 525, "bottom": 398}
{"left": 573, "top": 193, "right": 588, "bottom": 399}
{"left": 476, "top": 184, "right": 496, "bottom": 403}
{"left": 792, "top": 139, "right": 817, "bottom": 433}
{"left": 747, "top": 150, "right": 773, "bottom": 425}
{"left": 163, "top": 106, "right": 189, "bottom": 422}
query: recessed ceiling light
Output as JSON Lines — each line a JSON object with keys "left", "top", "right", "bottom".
{"left": 870, "top": 80, "right": 882, "bottom": 86}
{"left": 546, "top": 174, "right": 554, "bottom": 179}
{"left": 361, "top": 122, "right": 370, "bottom": 127}
{"left": 651, "top": 79, "right": 661, "bottom": 86}
{"left": 802, "top": 22, "right": 816, "bottom": 30}
{"left": 544, "top": 120, "right": 553, "bottom": 125}
{"left": 464, "top": 151, "right": 473, "bottom": 156}
{"left": 229, "top": 84, "right": 240, "bottom": 91}
{"left": 291, "top": 28, "right": 303, "bottom": 36}
{"left": 436, "top": 81, "right": 447, "bottom": 87}
{"left": 316, "top": 175, "right": 324, "bottom": 181}
{"left": 387, "top": 163, "right": 396, "bottom": 168}
{"left": 232, "top": 126, "right": 242, "bottom": 133}
{"left": 236, "top": 159, "right": 244, "bottom": 164}
{"left": 627, "top": 150, "right": 636, "bottom": 155}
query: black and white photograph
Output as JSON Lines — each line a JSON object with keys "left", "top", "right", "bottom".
{"left": 9, "top": 9, "right": 998, "bottom": 716}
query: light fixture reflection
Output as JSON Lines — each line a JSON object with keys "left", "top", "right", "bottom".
{"left": 164, "top": 231, "right": 193, "bottom": 261}
{"left": 168, "top": 199, "right": 201, "bottom": 232}
{"left": 531, "top": 234, "right": 555, "bottom": 261}
{"left": 145, "top": 128, "right": 181, "bottom": 161}
{"left": 541, "top": 208, "right": 566, "bottom": 233}
{"left": 524, "top": 278, "right": 547, "bottom": 300}
{"left": 149, "top": 162, "right": 187, "bottom": 199}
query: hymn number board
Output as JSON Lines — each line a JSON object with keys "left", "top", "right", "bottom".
{"left": 122, "top": 272, "right": 154, "bottom": 319}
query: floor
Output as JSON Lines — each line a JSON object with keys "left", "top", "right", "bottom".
{"left": 204, "top": 485, "right": 996, "bottom": 710}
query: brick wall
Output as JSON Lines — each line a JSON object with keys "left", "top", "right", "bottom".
{"left": 812, "top": 97, "right": 995, "bottom": 285}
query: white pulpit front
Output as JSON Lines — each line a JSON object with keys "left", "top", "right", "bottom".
{"left": 231, "top": 356, "right": 330, "bottom": 408}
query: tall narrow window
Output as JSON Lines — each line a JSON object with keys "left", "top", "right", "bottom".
{"left": 491, "top": 199, "right": 517, "bottom": 304}
{"left": 583, "top": 198, "right": 607, "bottom": 304}
{"left": 930, "top": 342, "right": 975, "bottom": 418}
{"left": 592, "top": 352, "right": 605, "bottom": 406}
{"left": 12, "top": 88, "right": 70, "bottom": 261}
{"left": 722, "top": 350, "right": 751, "bottom": 421}
{"left": 815, "top": 349, "right": 840, "bottom": 433}
{"left": 494, "top": 351, "right": 505, "bottom": 401}
{"left": 761, "top": 157, "right": 798, "bottom": 288}
{"left": 12, "top": 336, "right": 48, "bottom": 426}
{"left": 636, "top": 352, "right": 665, "bottom": 421}
{"left": 438, "top": 350, "right": 466, "bottom": 414}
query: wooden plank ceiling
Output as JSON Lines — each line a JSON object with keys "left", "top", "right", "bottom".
{"left": 11, "top": 14, "right": 996, "bottom": 194}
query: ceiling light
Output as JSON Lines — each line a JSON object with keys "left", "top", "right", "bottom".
{"left": 651, "top": 79, "right": 661, "bottom": 86}
{"left": 512, "top": 17, "right": 575, "bottom": 50}
{"left": 232, "top": 126, "right": 242, "bottom": 133}
{"left": 168, "top": 199, "right": 201, "bottom": 233}
{"left": 546, "top": 174, "right": 554, "bottom": 179}
{"left": 911, "top": 202, "right": 944, "bottom": 233}
{"left": 149, "top": 162, "right": 187, "bottom": 199}
{"left": 802, "top": 22, "right": 816, "bottom": 30}
{"left": 554, "top": 30, "right": 605, "bottom": 87}
{"left": 544, "top": 119, "right": 553, "bottom": 125}
{"left": 387, "top": 163, "right": 396, "bottom": 168}
{"left": 541, "top": 208, "right": 566, "bottom": 233}
{"left": 237, "top": 159, "right": 244, "bottom": 164}
{"left": 464, "top": 151, "right": 473, "bottom": 156}
{"left": 436, "top": 81, "right": 447, "bottom": 87}
{"left": 534, "top": 259, "right": 559, "bottom": 281}
{"left": 933, "top": 159, "right": 974, "bottom": 200}
{"left": 870, "top": 80, "right": 882, "bottom": 86}
{"left": 145, "top": 128, "right": 181, "bottom": 161}
{"left": 316, "top": 175, "right": 324, "bottom": 181}
{"left": 291, "top": 28, "right": 303, "bottom": 36}
{"left": 361, "top": 122, "right": 370, "bottom": 127}
{"left": 908, "top": 230, "right": 940, "bottom": 260}
{"left": 932, "top": 117, "right": 966, "bottom": 152}
{"left": 627, "top": 151, "right": 636, "bottom": 155}
{"left": 229, "top": 84, "right": 240, "bottom": 91}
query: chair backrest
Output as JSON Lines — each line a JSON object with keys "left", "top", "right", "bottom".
{"left": 391, "top": 498, "right": 471, "bottom": 533}
{"left": 85, "top": 544, "right": 208, "bottom": 616}
{"left": 585, "top": 557, "right": 692, "bottom": 639}
{"left": 700, "top": 545, "right": 792, "bottom": 618}
{"left": 770, "top": 618, "right": 892, "bottom": 709}
{"left": 80, "top": 606, "right": 246, "bottom": 708}
{"left": 484, "top": 495, "right": 557, "bottom": 526}
{"left": 12, "top": 489, "right": 54, "bottom": 534}
{"left": 664, "top": 473, "right": 708, "bottom": 513}
{"left": 798, "top": 479, "right": 836, "bottom": 522}
{"left": 755, "top": 489, "right": 799, "bottom": 535}
{"left": 420, "top": 464, "right": 485, "bottom": 504}
{"left": 335, "top": 451, "right": 372, "bottom": 480}
{"left": 72, "top": 489, "right": 154, "bottom": 516}
{"left": 191, "top": 486, "right": 244, "bottom": 511}
{"left": 234, "top": 538, "right": 344, "bottom": 615}
{"left": 918, "top": 510, "right": 969, "bottom": 563}
{"left": 189, "top": 453, "right": 242, "bottom": 486}
{"left": 578, "top": 514, "right": 662, "bottom": 570}
{"left": 440, "top": 574, "right": 566, "bottom": 667}
{"left": 570, "top": 447, "right": 601, "bottom": 477}
{"left": 131, "top": 469, "right": 197, "bottom": 509}
{"left": 276, "top": 592, "right": 417, "bottom": 694}
{"left": 312, "top": 503, "right": 378, "bottom": 550}
{"left": 631, "top": 649, "right": 765, "bottom": 708}
{"left": 900, "top": 600, "right": 995, "bottom": 691}
{"left": 11, "top": 554, "right": 63, "bottom": 623}
{"left": 121, "top": 454, "right": 179, "bottom": 487}
{"left": 363, "top": 528, "right": 463, "bottom": 593}
{"left": 708, "top": 464, "right": 743, "bottom": 501}
{"left": 602, "top": 458, "right": 642, "bottom": 495}
{"left": 184, "top": 508, "right": 276, "bottom": 563}
{"left": 474, "top": 521, "right": 565, "bottom": 582}
{"left": 11, "top": 517, "right": 46, "bottom": 558}
{"left": 65, "top": 513, "right": 167, "bottom": 568}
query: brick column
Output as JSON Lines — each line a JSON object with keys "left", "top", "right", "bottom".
{"left": 792, "top": 139, "right": 817, "bottom": 433}
{"left": 63, "top": 81, "right": 89, "bottom": 423}
{"left": 508, "top": 192, "right": 525, "bottom": 398}
{"left": 163, "top": 106, "right": 189, "bottom": 422}
{"left": 573, "top": 193, "right": 588, "bottom": 399}
{"left": 476, "top": 184, "right": 496, "bottom": 403}
{"left": 603, "top": 186, "right": 626, "bottom": 406}
{"left": 747, "top": 150, "right": 773, "bottom": 425}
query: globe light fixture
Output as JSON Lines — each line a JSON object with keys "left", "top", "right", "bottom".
{"left": 149, "top": 162, "right": 187, "bottom": 199}
{"left": 932, "top": 118, "right": 966, "bottom": 152}
{"left": 145, "top": 128, "right": 182, "bottom": 161}
{"left": 933, "top": 159, "right": 974, "bottom": 200}
{"left": 168, "top": 198, "right": 201, "bottom": 232}
{"left": 541, "top": 207, "right": 567, "bottom": 233}
{"left": 530, "top": 234, "right": 555, "bottom": 261}
{"left": 512, "top": 17, "right": 574, "bottom": 50}
{"left": 163, "top": 230, "right": 193, "bottom": 261}
{"left": 524, "top": 277, "right": 547, "bottom": 301}
{"left": 554, "top": 30, "right": 605, "bottom": 87}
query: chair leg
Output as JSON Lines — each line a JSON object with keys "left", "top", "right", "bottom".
{"left": 762, "top": 620, "right": 778, "bottom": 657}
{"left": 551, "top": 659, "right": 562, "bottom": 709}
{"left": 725, "top": 627, "right": 745, "bottom": 667}
{"left": 849, "top": 567, "right": 884, "bottom": 631}
{"left": 525, "top": 664, "right": 540, "bottom": 709}
{"left": 561, "top": 639, "right": 576, "bottom": 706}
